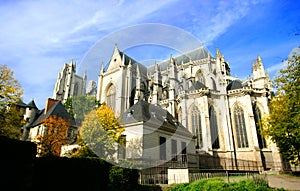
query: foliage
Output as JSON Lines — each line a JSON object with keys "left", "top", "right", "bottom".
{"left": 0, "top": 64, "right": 23, "bottom": 111}
{"left": 0, "top": 104, "right": 24, "bottom": 139}
{"left": 96, "top": 104, "right": 124, "bottom": 141}
{"left": 263, "top": 53, "right": 300, "bottom": 164}
{"left": 108, "top": 166, "right": 139, "bottom": 191}
{"left": 71, "top": 145, "right": 98, "bottom": 158}
{"left": 35, "top": 115, "right": 71, "bottom": 157}
{"left": 0, "top": 65, "right": 24, "bottom": 139}
{"left": 78, "top": 104, "right": 124, "bottom": 160}
{"left": 167, "top": 177, "right": 280, "bottom": 191}
{"left": 33, "top": 157, "right": 111, "bottom": 191}
{"left": 64, "top": 95, "right": 100, "bottom": 125}
{"left": 137, "top": 185, "right": 162, "bottom": 191}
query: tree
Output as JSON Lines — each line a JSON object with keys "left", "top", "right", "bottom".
{"left": 70, "top": 134, "right": 98, "bottom": 158}
{"left": 64, "top": 95, "right": 100, "bottom": 125}
{"left": 0, "top": 65, "right": 23, "bottom": 110}
{"left": 0, "top": 105, "right": 24, "bottom": 139}
{"left": 0, "top": 64, "right": 24, "bottom": 139}
{"left": 77, "top": 104, "right": 124, "bottom": 161}
{"left": 96, "top": 104, "right": 124, "bottom": 141}
{"left": 35, "top": 115, "right": 71, "bottom": 157}
{"left": 263, "top": 50, "right": 300, "bottom": 165}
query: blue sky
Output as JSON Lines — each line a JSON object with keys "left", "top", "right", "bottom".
{"left": 0, "top": 0, "right": 299, "bottom": 109}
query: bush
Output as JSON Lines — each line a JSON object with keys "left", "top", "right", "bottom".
{"left": 137, "top": 184, "right": 162, "bottom": 191}
{"left": 108, "top": 166, "right": 139, "bottom": 191}
{"left": 32, "top": 157, "right": 111, "bottom": 191}
{"left": 167, "top": 177, "right": 283, "bottom": 191}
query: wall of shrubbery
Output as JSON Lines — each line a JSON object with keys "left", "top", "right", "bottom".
{"left": 0, "top": 136, "right": 139, "bottom": 191}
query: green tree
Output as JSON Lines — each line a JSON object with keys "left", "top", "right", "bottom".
{"left": 64, "top": 95, "right": 100, "bottom": 125}
{"left": 263, "top": 50, "right": 300, "bottom": 164}
{"left": 76, "top": 104, "right": 124, "bottom": 161}
{"left": 0, "top": 65, "right": 24, "bottom": 139}
{"left": 0, "top": 104, "right": 24, "bottom": 139}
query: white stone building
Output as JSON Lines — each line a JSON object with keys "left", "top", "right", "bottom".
{"left": 54, "top": 44, "right": 283, "bottom": 171}
{"left": 53, "top": 60, "right": 87, "bottom": 102}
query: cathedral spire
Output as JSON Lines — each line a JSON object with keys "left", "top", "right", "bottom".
{"left": 136, "top": 63, "right": 141, "bottom": 77}
{"left": 100, "top": 62, "right": 104, "bottom": 74}
{"left": 83, "top": 70, "right": 87, "bottom": 80}
{"left": 169, "top": 54, "right": 177, "bottom": 80}
{"left": 256, "top": 55, "right": 262, "bottom": 66}
{"left": 216, "top": 47, "right": 221, "bottom": 59}
{"left": 154, "top": 62, "right": 158, "bottom": 72}
{"left": 170, "top": 54, "right": 175, "bottom": 65}
{"left": 252, "top": 55, "right": 266, "bottom": 84}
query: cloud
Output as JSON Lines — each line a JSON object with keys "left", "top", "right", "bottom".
{"left": 1, "top": 0, "right": 296, "bottom": 108}
{"left": 0, "top": 0, "right": 177, "bottom": 107}
{"left": 190, "top": 0, "right": 271, "bottom": 45}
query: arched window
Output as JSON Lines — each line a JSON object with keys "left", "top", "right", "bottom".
{"left": 211, "top": 77, "right": 217, "bottom": 90}
{"left": 209, "top": 106, "right": 219, "bottom": 149}
{"left": 196, "top": 70, "right": 206, "bottom": 85}
{"left": 73, "top": 82, "right": 79, "bottom": 96}
{"left": 253, "top": 104, "right": 267, "bottom": 148}
{"left": 178, "top": 107, "right": 182, "bottom": 124}
{"left": 191, "top": 106, "right": 202, "bottom": 148}
{"left": 233, "top": 105, "right": 248, "bottom": 148}
{"left": 106, "top": 84, "right": 116, "bottom": 110}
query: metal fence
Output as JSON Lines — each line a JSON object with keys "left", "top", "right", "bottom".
{"left": 139, "top": 170, "right": 267, "bottom": 185}
{"left": 138, "top": 154, "right": 265, "bottom": 184}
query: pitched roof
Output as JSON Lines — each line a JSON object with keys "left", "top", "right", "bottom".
{"left": 147, "top": 46, "right": 211, "bottom": 74}
{"left": 17, "top": 101, "right": 28, "bottom": 108}
{"left": 28, "top": 101, "right": 76, "bottom": 128}
{"left": 227, "top": 80, "right": 243, "bottom": 91}
{"left": 27, "top": 100, "right": 38, "bottom": 109}
{"left": 121, "top": 100, "right": 193, "bottom": 137}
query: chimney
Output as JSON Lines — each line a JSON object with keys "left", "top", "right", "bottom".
{"left": 45, "top": 98, "right": 59, "bottom": 114}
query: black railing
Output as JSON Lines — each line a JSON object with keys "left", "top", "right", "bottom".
{"left": 136, "top": 154, "right": 296, "bottom": 184}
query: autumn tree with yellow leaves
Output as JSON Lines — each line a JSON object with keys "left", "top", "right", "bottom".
{"left": 36, "top": 115, "right": 71, "bottom": 157}
{"left": 74, "top": 104, "right": 124, "bottom": 161}
{"left": 0, "top": 64, "right": 24, "bottom": 139}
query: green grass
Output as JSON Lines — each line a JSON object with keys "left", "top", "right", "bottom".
{"left": 163, "top": 177, "right": 286, "bottom": 191}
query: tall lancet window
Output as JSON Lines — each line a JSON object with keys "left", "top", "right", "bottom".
{"left": 196, "top": 70, "right": 205, "bottom": 85}
{"left": 73, "top": 82, "right": 79, "bottom": 96}
{"left": 106, "top": 84, "right": 116, "bottom": 110}
{"left": 178, "top": 107, "right": 182, "bottom": 124}
{"left": 253, "top": 104, "right": 267, "bottom": 149}
{"left": 233, "top": 105, "right": 249, "bottom": 148}
{"left": 209, "top": 106, "right": 220, "bottom": 149}
{"left": 191, "top": 106, "right": 202, "bottom": 149}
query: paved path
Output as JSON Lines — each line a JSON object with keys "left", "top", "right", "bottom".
{"left": 267, "top": 175, "right": 300, "bottom": 191}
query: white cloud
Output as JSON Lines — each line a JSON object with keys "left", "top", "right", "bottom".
{"left": 2, "top": 0, "right": 295, "bottom": 109}
{"left": 0, "top": 0, "right": 177, "bottom": 107}
{"left": 192, "top": 0, "right": 270, "bottom": 44}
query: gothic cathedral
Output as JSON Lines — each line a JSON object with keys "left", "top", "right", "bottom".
{"left": 53, "top": 44, "right": 283, "bottom": 171}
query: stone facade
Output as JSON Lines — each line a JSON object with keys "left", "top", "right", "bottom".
{"left": 53, "top": 60, "right": 87, "bottom": 102}
{"left": 54, "top": 44, "right": 283, "bottom": 171}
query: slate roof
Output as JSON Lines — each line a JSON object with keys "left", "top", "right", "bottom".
{"left": 121, "top": 100, "right": 193, "bottom": 137}
{"left": 17, "top": 101, "right": 28, "bottom": 108}
{"left": 27, "top": 100, "right": 38, "bottom": 108}
{"left": 227, "top": 80, "right": 243, "bottom": 91}
{"left": 147, "top": 46, "right": 211, "bottom": 74}
{"left": 27, "top": 101, "right": 76, "bottom": 128}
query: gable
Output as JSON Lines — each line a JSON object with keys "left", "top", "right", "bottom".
{"left": 106, "top": 45, "right": 123, "bottom": 71}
